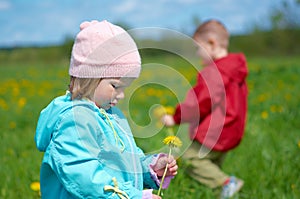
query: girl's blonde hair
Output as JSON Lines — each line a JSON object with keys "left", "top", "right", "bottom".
{"left": 69, "top": 77, "right": 101, "bottom": 100}
{"left": 193, "top": 19, "right": 229, "bottom": 49}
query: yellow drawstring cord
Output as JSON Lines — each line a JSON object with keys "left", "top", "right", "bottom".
{"left": 100, "top": 109, "right": 125, "bottom": 152}
{"left": 104, "top": 177, "right": 130, "bottom": 199}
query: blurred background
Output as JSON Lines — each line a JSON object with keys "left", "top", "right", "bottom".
{"left": 1, "top": 0, "right": 299, "bottom": 55}
{"left": 0, "top": 0, "right": 299, "bottom": 198}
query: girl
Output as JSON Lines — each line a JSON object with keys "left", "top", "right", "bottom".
{"left": 35, "top": 20, "right": 177, "bottom": 199}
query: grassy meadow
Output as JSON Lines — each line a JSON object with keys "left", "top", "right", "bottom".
{"left": 0, "top": 51, "right": 299, "bottom": 198}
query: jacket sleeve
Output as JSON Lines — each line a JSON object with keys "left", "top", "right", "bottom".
{"left": 47, "top": 106, "right": 143, "bottom": 199}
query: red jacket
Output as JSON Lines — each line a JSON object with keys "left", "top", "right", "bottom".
{"left": 173, "top": 53, "right": 248, "bottom": 151}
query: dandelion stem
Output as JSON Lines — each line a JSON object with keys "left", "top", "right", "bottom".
{"left": 167, "top": 127, "right": 174, "bottom": 136}
{"left": 157, "top": 147, "right": 172, "bottom": 197}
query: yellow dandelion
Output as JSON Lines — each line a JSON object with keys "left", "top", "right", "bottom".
{"left": 0, "top": 98, "right": 8, "bottom": 110}
{"left": 284, "top": 94, "right": 291, "bottom": 101}
{"left": 165, "top": 106, "right": 175, "bottom": 115}
{"left": 270, "top": 105, "right": 284, "bottom": 113}
{"left": 7, "top": 148, "right": 15, "bottom": 156}
{"left": 158, "top": 135, "right": 182, "bottom": 196}
{"left": 9, "top": 121, "right": 16, "bottom": 129}
{"left": 261, "top": 111, "right": 268, "bottom": 119}
{"left": 153, "top": 106, "right": 166, "bottom": 118}
{"left": 298, "top": 140, "right": 300, "bottom": 149}
{"left": 291, "top": 184, "right": 296, "bottom": 190}
{"left": 20, "top": 79, "right": 31, "bottom": 87}
{"left": 18, "top": 97, "right": 27, "bottom": 108}
{"left": 153, "top": 106, "right": 175, "bottom": 118}
{"left": 277, "top": 80, "right": 284, "bottom": 89}
{"left": 146, "top": 88, "right": 156, "bottom": 96}
{"left": 154, "top": 90, "right": 163, "bottom": 97}
{"left": 30, "top": 182, "right": 40, "bottom": 192}
{"left": 0, "top": 85, "right": 7, "bottom": 95}
{"left": 163, "top": 135, "right": 182, "bottom": 148}
{"left": 258, "top": 94, "right": 268, "bottom": 102}
{"left": 38, "top": 89, "right": 45, "bottom": 96}
{"left": 12, "top": 86, "right": 20, "bottom": 97}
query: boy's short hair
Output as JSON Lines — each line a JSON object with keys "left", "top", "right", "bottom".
{"left": 193, "top": 19, "right": 229, "bottom": 49}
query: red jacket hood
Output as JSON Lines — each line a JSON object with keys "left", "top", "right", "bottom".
{"left": 213, "top": 53, "right": 248, "bottom": 84}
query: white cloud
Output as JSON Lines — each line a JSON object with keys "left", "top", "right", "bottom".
{"left": 0, "top": 1, "right": 11, "bottom": 10}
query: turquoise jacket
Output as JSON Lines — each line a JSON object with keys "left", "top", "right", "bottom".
{"left": 35, "top": 93, "right": 158, "bottom": 198}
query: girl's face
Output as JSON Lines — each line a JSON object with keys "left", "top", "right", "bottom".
{"left": 93, "top": 78, "right": 134, "bottom": 110}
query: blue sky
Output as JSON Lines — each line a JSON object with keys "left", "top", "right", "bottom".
{"left": 0, "top": 0, "right": 282, "bottom": 47}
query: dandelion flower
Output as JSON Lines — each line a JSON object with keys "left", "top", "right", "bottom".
{"left": 165, "top": 106, "right": 174, "bottom": 115}
{"left": 291, "top": 184, "right": 296, "bottom": 190}
{"left": 261, "top": 111, "right": 268, "bottom": 119}
{"left": 0, "top": 98, "right": 8, "bottom": 110}
{"left": 153, "top": 106, "right": 174, "bottom": 118}
{"left": 9, "top": 121, "right": 16, "bottom": 129}
{"left": 18, "top": 97, "right": 27, "bottom": 108}
{"left": 163, "top": 136, "right": 182, "bottom": 148}
{"left": 30, "top": 182, "right": 40, "bottom": 192}
{"left": 158, "top": 135, "right": 182, "bottom": 196}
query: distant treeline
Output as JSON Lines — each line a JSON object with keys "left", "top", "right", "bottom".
{"left": 230, "top": 28, "right": 300, "bottom": 56}
{"left": 1, "top": 28, "right": 299, "bottom": 64}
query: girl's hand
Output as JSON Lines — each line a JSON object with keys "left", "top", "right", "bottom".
{"left": 161, "top": 114, "right": 175, "bottom": 127}
{"left": 152, "top": 194, "right": 162, "bottom": 199}
{"left": 153, "top": 155, "right": 178, "bottom": 177}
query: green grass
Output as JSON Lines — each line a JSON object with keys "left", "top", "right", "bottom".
{"left": 0, "top": 55, "right": 299, "bottom": 198}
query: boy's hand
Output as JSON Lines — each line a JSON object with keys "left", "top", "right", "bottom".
{"left": 161, "top": 114, "right": 175, "bottom": 127}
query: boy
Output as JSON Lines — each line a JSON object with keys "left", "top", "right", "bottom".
{"left": 162, "top": 19, "right": 248, "bottom": 198}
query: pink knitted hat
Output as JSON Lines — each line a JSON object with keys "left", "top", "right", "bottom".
{"left": 69, "top": 20, "right": 141, "bottom": 78}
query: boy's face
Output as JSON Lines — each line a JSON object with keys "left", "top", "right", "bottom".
{"left": 194, "top": 35, "right": 226, "bottom": 65}
{"left": 93, "top": 77, "right": 134, "bottom": 110}
{"left": 194, "top": 38, "right": 214, "bottom": 65}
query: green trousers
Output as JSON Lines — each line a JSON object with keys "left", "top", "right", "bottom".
{"left": 183, "top": 141, "right": 229, "bottom": 188}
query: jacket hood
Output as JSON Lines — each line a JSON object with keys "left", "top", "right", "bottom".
{"left": 35, "top": 94, "right": 73, "bottom": 151}
{"left": 215, "top": 53, "right": 248, "bottom": 83}
{"left": 35, "top": 93, "right": 98, "bottom": 152}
